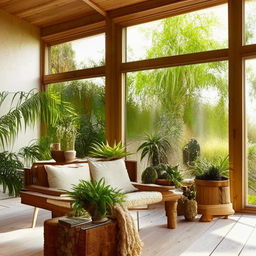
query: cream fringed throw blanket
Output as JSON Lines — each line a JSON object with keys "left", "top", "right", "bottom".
{"left": 114, "top": 204, "right": 143, "bottom": 256}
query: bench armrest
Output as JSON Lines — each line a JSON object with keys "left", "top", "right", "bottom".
{"left": 23, "top": 185, "right": 66, "bottom": 196}
{"left": 131, "top": 182, "right": 175, "bottom": 192}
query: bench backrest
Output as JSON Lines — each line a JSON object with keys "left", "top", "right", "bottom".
{"left": 24, "top": 160, "right": 137, "bottom": 187}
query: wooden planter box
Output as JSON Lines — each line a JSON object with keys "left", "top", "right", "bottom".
{"left": 195, "top": 179, "right": 234, "bottom": 222}
{"left": 44, "top": 218, "right": 118, "bottom": 256}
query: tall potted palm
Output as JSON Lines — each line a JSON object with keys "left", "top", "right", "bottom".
{"left": 137, "top": 133, "right": 171, "bottom": 166}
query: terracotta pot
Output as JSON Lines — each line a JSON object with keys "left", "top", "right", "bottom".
{"left": 184, "top": 199, "right": 197, "bottom": 221}
{"left": 51, "top": 150, "right": 65, "bottom": 163}
{"left": 155, "top": 179, "right": 172, "bottom": 186}
{"left": 64, "top": 150, "right": 76, "bottom": 162}
{"left": 195, "top": 179, "right": 234, "bottom": 222}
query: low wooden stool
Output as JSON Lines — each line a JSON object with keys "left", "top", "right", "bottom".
{"left": 44, "top": 218, "right": 118, "bottom": 256}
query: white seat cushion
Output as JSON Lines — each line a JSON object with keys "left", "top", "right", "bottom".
{"left": 123, "top": 191, "right": 163, "bottom": 208}
{"left": 88, "top": 158, "right": 137, "bottom": 193}
{"left": 45, "top": 164, "right": 91, "bottom": 191}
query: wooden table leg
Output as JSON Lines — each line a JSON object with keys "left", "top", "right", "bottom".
{"left": 165, "top": 200, "right": 178, "bottom": 229}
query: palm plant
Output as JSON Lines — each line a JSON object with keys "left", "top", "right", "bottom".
{"left": 0, "top": 90, "right": 74, "bottom": 148}
{"left": 0, "top": 152, "right": 24, "bottom": 196}
{"left": 67, "top": 179, "right": 125, "bottom": 221}
{"left": 137, "top": 133, "right": 171, "bottom": 166}
{"left": 18, "top": 143, "right": 41, "bottom": 167}
{"left": 89, "top": 141, "right": 131, "bottom": 159}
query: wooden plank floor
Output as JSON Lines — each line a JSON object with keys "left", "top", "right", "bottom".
{"left": 1, "top": 198, "right": 256, "bottom": 256}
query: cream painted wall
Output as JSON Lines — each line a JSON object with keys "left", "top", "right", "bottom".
{"left": 0, "top": 9, "right": 40, "bottom": 152}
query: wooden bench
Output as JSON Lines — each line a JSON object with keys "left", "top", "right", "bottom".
{"left": 20, "top": 160, "right": 181, "bottom": 229}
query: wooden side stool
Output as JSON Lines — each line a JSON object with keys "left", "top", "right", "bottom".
{"left": 44, "top": 218, "right": 118, "bottom": 256}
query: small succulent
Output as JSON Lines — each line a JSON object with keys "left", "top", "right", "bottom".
{"left": 164, "top": 165, "right": 183, "bottom": 187}
{"left": 141, "top": 166, "right": 158, "bottom": 184}
{"left": 182, "top": 185, "right": 196, "bottom": 201}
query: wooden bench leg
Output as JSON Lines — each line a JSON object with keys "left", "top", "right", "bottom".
{"left": 165, "top": 201, "right": 178, "bottom": 229}
{"left": 31, "top": 207, "right": 39, "bottom": 228}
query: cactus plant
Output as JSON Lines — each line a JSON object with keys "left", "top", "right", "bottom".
{"left": 141, "top": 166, "right": 158, "bottom": 184}
{"left": 183, "top": 139, "right": 200, "bottom": 165}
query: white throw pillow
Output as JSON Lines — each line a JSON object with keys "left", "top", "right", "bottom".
{"left": 88, "top": 158, "right": 137, "bottom": 193}
{"left": 45, "top": 164, "right": 91, "bottom": 191}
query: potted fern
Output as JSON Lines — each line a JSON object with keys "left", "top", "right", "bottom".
{"left": 67, "top": 179, "right": 125, "bottom": 223}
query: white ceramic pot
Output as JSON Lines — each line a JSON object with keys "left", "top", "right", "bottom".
{"left": 64, "top": 150, "right": 76, "bottom": 162}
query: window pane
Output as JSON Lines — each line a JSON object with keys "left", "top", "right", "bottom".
{"left": 126, "top": 4, "right": 228, "bottom": 62}
{"left": 245, "top": 0, "right": 256, "bottom": 45}
{"left": 49, "top": 34, "right": 105, "bottom": 74}
{"left": 47, "top": 77, "right": 105, "bottom": 157}
{"left": 245, "top": 59, "right": 256, "bottom": 205}
{"left": 126, "top": 62, "right": 228, "bottom": 178}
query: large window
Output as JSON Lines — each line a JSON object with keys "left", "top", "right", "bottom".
{"left": 245, "top": 59, "right": 256, "bottom": 206}
{"left": 47, "top": 77, "right": 105, "bottom": 157}
{"left": 126, "top": 62, "right": 228, "bottom": 176}
{"left": 126, "top": 4, "right": 228, "bottom": 62}
{"left": 244, "top": 0, "right": 256, "bottom": 45}
{"left": 49, "top": 33, "right": 105, "bottom": 74}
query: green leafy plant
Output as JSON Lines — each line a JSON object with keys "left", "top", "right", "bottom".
{"left": 0, "top": 90, "right": 74, "bottom": 148}
{"left": 0, "top": 152, "right": 24, "bottom": 196}
{"left": 67, "top": 179, "right": 125, "bottom": 221}
{"left": 141, "top": 166, "right": 158, "bottom": 184}
{"left": 189, "top": 155, "right": 229, "bottom": 180}
{"left": 89, "top": 141, "right": 131, "bottom": 159}
{"left": 142, "top": 163, "right": 183, "bottom": 187}
{"left": 54, "top": 116, "right": 78, "bottom": 151}
{"left": 161, "top": 164, "right": 183, "bottom": 187}
{"left": 137, "top": 133, "right": 171, "bottom": 166}
{"left": 18, "top": 143, "right": 41, "bottom": 167}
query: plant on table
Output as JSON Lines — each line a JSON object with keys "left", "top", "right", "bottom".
{"left": 89, "top": 141, "right": 132, "bottom": 160}
{"left": 141, "top": 163, "right": 183, "bottom": 187}
{"left": 67, "top": 178, "right": 125, "bottom": 222}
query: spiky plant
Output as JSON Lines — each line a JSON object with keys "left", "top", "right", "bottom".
{"left": 67, "top": 179, "right": 125, "bottom": 220}
{"left": 89, "top": 141, "right": 131, "bottom": 159}
{"left": 189, "top": 155, "right": 229, "bottom": 180}
{"left": 137, "top": 133, "right": 171, "bottom": 166}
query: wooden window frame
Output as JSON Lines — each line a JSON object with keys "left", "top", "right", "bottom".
{"left": 40, "top": 0, "right": 256, "bottom": 213}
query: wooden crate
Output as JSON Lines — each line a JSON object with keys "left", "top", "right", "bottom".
{"left": 44, "top": 218, "right": 118, "bottom": 256}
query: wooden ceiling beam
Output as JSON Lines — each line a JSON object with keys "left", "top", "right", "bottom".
{"left": 14, "top": 0, "right": 71, "bottom": 18}
{"left": 80, "top": 0, "right": 106, "bottom": 17}
{"left": 109, "top": 0, "right": 227, "bottom": 26}
{"left": 41, "top": 13, "right": 105, "bottom": 37}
